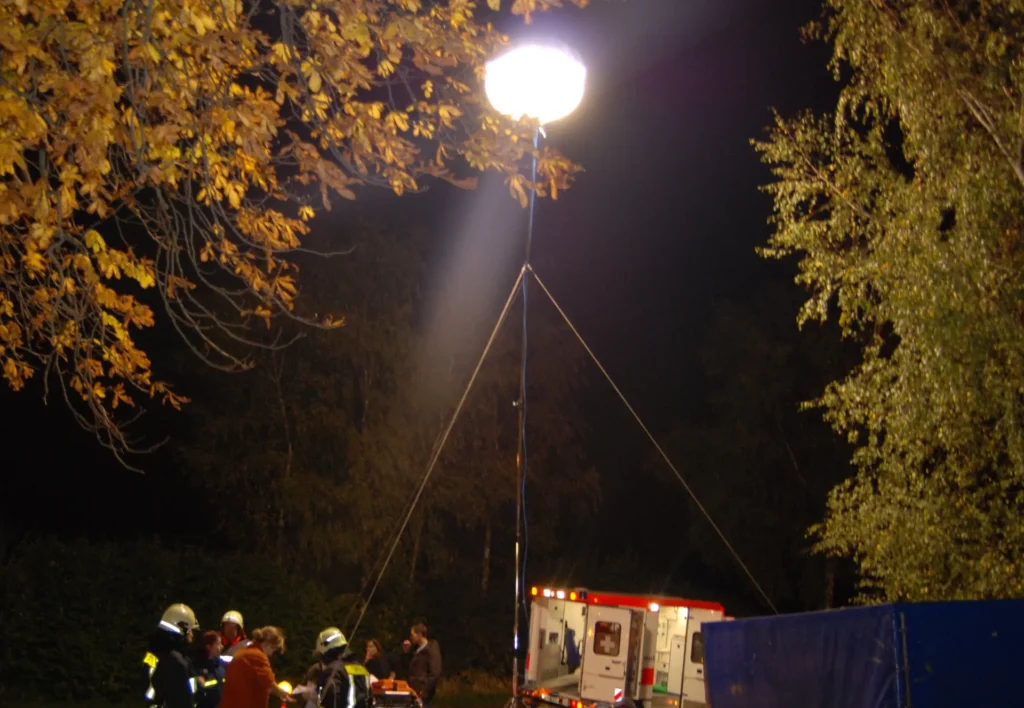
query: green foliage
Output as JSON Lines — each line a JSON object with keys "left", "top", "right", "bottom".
{"left": 756, "top": 0, "right": 1024, "bottom": 600}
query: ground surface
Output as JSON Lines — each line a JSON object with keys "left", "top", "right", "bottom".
{"left": 11, "top": 691, "right": 511, "bottom": 708}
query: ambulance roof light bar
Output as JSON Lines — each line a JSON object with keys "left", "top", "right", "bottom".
{"left": 529, "top": 586, "right": 588, "bottom": 601}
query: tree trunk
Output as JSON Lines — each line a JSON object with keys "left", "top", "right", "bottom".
{"left": 361, "top": 367, "right": 371, "bottom": 432}
{"left": 482, "top": 521, "right": 492, "bottom": 595}
{"left": 270, "top": 354, "right": 294, "bottom": 567}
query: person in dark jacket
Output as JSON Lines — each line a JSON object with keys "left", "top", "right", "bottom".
{"left": 313, "top": 627, "right": 372, "bottom": 708}
{"left": 364, "top": 639, "right": 391, "bottom": 681}
{"left": 194, "top": 631, "right": 227, "bottom": 708}
{"left": 388, "top": 640, "right": 413, "bottom": 681}
{"left": 146, "top": 604, "right": 201, "bottom": 708}
{"left": 407, "top": 624, "right": 441, "bottom": 707}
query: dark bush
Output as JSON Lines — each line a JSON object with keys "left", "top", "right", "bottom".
{"left": 0, "top": 536, "right": 515, "bottom": 703}
{"left": 0, "top": 537, "right": 352, "bottom": 702}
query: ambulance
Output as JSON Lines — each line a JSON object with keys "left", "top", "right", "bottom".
{"left": 522, "top": 587, "right": 728, "bottom": 708}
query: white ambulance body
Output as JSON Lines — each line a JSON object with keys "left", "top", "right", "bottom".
{"left": 523, "top": 587, "right": 728, "bottom": 708}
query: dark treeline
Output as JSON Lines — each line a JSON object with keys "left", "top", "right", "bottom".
{"left": 0, "top": 210, "right": 856, "bottom": 703}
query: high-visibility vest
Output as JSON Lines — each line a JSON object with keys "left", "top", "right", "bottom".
{"left": 223, "top": 639, "right": 251, "bottom": 657}
{"left": 318, "top": 661, "right": 372, "bottom": 708}
{"left": 343, "top": 663, "right": 372, "bottom": 708}
{"left": 143, "top": 651, "right": 200, "bottom": 704}
{"left": 143, "top": 652, "right": 159, "bottom": 703}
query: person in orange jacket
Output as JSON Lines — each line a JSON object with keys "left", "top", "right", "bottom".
{"left": 220, "top": 626, "right": 295, "bottom": 708}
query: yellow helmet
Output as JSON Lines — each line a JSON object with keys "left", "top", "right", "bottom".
{"left": 315, "top": 627, "right": 347, "bottom": 656}
{"left": 160, "top": 604, "right": 199, "bottom": 635}
{"left": 221, "top": 610, "right": 244, "bottom": 629}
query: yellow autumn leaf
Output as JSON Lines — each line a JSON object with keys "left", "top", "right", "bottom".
{"left": 438, "top": 105, "right": 462, "bottom": 126}
{"left": 3, "top": 358, "right": 20, "bottom": 385}
{"left": 226, "top": 183, "right": 242, "bottom": 209}
{"left": 308, "top": 70, "right": 323, "bottom": 93}
{"left": 387, "top": 111, "right": 410, "bottom": 132}
{"left": 22, "top": 251, "right": 45, "bottom": 275}
{"left": 0, "top": 0, "right": 582, "bottom": 463}
{"left": 84, "top": 229, "right": 106, "bottom": 253}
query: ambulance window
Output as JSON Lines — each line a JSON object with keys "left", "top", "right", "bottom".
{"left": 690, "top": 632, "right": 704, "bottom": 665}
{"left": 593, "top": 622, "right": 621, "bottom": 656}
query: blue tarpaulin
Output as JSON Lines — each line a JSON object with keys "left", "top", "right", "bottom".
{"left": 702, "top": 599, "right": 1024, "bottom": 708}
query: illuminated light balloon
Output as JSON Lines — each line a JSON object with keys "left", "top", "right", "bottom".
{"left": 484, "top": 43, "right": 586, "bottom": 125}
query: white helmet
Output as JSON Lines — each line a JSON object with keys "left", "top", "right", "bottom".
{"left": 160, "top": 604, "right": 199, "bottom": 635}
{"left": 221, "top": 610, "right": 244, "bottom": 628}
{"left": 314, "top": 627, "right": 347, "bottom": 656}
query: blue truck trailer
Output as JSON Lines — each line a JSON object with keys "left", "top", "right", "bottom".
{"left": 701, "top": 599, "right": 1024, "bottom": 708}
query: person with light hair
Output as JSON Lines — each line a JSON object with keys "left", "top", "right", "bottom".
{"left": 220, "top": 626, "right": 295, "bottom": 707}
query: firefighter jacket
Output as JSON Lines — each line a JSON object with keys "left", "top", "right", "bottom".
{"left": 222, "top": 635, "right": 247, "bottom": 659}
{"left": 194, "top": 656, "right": 226, "bottom": 708}
{"left": 144, "top": 632, "right": 200, "bottom": 708}
{"left": 223, "top": 638, "right": 251, "bottom": 658}
{"left": 318, "top": 657, "right": 373, "bottom": 708}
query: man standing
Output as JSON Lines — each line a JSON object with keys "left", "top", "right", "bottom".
{"left": 407, "top": 624, "right": 441, "bottom": 708}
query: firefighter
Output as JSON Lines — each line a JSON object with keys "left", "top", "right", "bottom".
{"left": 144, "top": 603, "right": 202, "bottom": 708}
{"left": 313, "top": 627, "right": 373, "bottom": 708}
{"left": 220, "top": 610, "right": 248, "bottom": 657}
{"left": 194, "top": 631, "right": 227, "bottom": 708}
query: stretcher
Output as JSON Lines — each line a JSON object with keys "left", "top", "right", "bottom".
{"left": 372, "top": 679, "right": 424, "bottom": 708}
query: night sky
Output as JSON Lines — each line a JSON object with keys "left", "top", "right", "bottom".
{"left": 2, "top": 0, "right": 841, "bottom": 608}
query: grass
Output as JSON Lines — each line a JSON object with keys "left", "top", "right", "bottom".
{"left": 436, "top": 692, "right": 511, "bottom": 708}
{"left": 2, "top": 672, "right": 511, "bottom": 708}
{"left": 7, "top": 698, "right": 509, "bottom": 708}
{"left": 1, "top": 695, "right": 510, "bottom": 708}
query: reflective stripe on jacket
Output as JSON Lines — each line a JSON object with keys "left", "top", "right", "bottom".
{"left": 319, "top": 660, "right": 372, "bottom": 708}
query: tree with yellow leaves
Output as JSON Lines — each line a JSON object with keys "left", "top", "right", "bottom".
{"left": 0, "top": 0, "right": 584, "bottom": 464}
